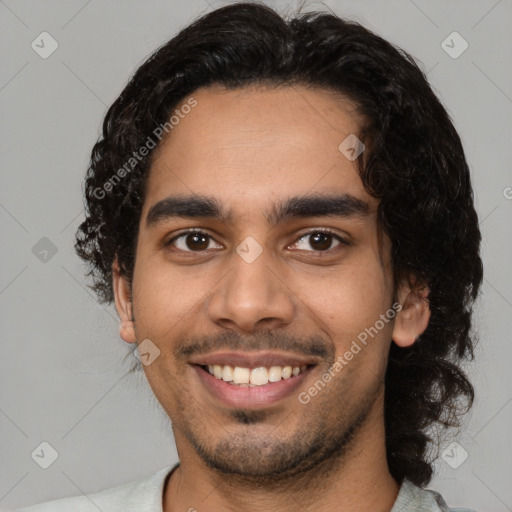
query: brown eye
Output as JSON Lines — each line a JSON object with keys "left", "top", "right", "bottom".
{"left": 184, "top": 232, "right": 209, "bottom": 251}
{"left": 166, "top": 231, "right": 222, "bottom": 252}
{"left": 292, "top": 230, "right": 346, "bottom": 253}
{"left": 309, "top": 232, "right": 333, "bottom": 251}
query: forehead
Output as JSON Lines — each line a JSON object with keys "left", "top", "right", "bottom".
{"left": 145, "top": 84, "right": 375, "bottom": 216}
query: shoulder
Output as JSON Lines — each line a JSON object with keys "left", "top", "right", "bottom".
{"left": 10, "top": 465, "right": 175, "bottom": 512}
{"left": 392, "top": 480, "right": 478, "bottom": 512}
{"left": 12, "top": 494, "right": 96, "bottom": 512}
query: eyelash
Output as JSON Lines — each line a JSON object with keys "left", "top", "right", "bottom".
{"left": 164, "top": 228, "right": 348, "bottom": 255}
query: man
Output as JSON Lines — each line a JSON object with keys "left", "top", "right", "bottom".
{"left": 14, "top": 2, "right": 483, "bottom": 511}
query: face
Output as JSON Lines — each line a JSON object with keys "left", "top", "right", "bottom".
{"left": 114, "top": 84, "right": 424, "bottom": 479}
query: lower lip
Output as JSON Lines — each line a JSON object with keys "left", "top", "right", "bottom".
{"left": 194, "top": 365, "right": 310, "bottom": 409}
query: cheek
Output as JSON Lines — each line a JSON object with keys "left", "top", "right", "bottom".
{"left": 300, "top": 259, "right": 391, "bottom": 335}
{"left": 132, "top": 253, "right": 211, "bottom": 332}
{"left": 295, "top": 260, "right": 394, "bottom": 380}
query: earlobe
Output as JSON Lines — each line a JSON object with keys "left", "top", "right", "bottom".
{"left": 119, "top": 319, "right": 136, "bottom": 344}
{"left": 112, "top": 257, "right": 137, "bottom": 344}
{"left": 392, "top": 282, "right": 431, "bottom": 348}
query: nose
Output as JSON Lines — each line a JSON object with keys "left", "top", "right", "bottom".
{"left": 206, "top": 247, "right": 295, "bottom": 333}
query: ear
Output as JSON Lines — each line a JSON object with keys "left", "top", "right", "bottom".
{"left": 392, "top": 278, "right": 431, "bottom": 348}
{"left": 112, "top": 256, "right": 136, "bottom": 344}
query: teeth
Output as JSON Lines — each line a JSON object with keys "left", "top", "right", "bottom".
{"left": 233, "top": 366, "right": 250, "bottom": 384}
{"left": 281, "top": 366, "right": 292, "bottom": 379}
{"left": 268, "top": 366, "right": 282, "bottom": 382}
{"left": 213, "top": 365, "right": 223, "bottom": 379}
{"left": 206, "top": 364, "right": 306, "bottom": 386}
{"left": 221, "top": 365, "right": 234, "bottom": 382}
{"left": 250, "top": 367, "right": 269, "bottom": 385}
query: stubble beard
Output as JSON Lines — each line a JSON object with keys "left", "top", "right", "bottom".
{"left": 176, "top": 380, "right": 383, "bottom": 488}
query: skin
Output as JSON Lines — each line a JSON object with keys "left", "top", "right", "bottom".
{"left": 113, "top": 84, "right": 430, "bottom": 512}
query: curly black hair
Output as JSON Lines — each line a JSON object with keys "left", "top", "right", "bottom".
{"left": 75, "top": 2, "right": 483, "bottom": 488}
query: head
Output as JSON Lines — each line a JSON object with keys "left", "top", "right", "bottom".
{"left": 75, "top": 2, "right": 483, "bottom": 488}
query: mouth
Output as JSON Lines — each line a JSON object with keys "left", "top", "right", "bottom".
{"left": 199, "top": 363, "right": 308, "bottom": 386}
{"left": 190, "top": 352, "right": 317, "bottom": 408}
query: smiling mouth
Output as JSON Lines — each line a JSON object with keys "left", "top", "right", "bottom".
{"left": 197, "top": 364, "right": 310, "bottom": 386}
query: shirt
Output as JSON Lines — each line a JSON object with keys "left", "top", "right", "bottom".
{"left": 11, "top": 464, "right": 477, "bottom": 512}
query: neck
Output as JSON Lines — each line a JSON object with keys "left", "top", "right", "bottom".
{"left": 163, "top": 401, "right": 399, "bottom": 512}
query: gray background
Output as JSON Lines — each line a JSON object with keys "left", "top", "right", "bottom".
{"left": 1, "top": 0, "right": 511, "bottom": 510}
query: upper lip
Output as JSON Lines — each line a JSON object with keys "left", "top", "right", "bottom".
{"left": 188, "top": 351, "right": 319, "bottom": 368}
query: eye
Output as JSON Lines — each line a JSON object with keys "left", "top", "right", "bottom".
{"left": 164, "top": 228, "right": 347, "bottom": 255}
{"left": 165, "top": 230, "right": 222, "bottom": 252}
{"left": 291, "top": 229, "right": 347, "bottom": 253}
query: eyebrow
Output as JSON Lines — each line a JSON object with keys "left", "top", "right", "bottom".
{"left": 145, "top": 193, "right": 371, "bottom": 228}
